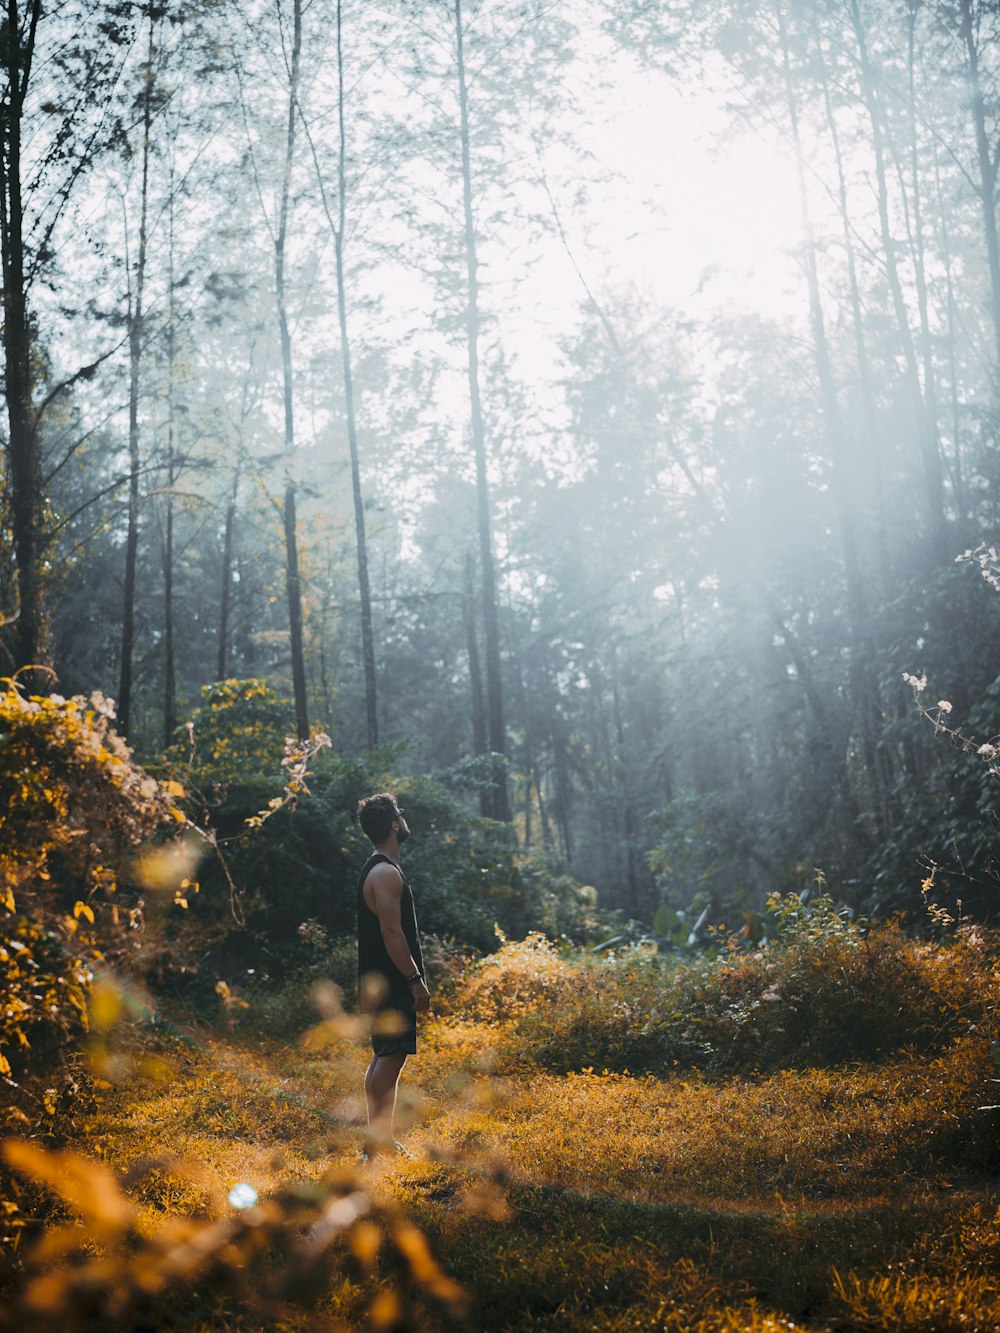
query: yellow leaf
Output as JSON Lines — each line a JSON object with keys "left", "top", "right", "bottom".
{"left": 89, "top": 981, "right": 121, "bottom": 1032}
{"left": 2, "top": 1139, "right": 134, "bottom": 1236}
{"left": 132, "top": 833, "right": 204, "bottom": 891}
{"left": 169, "top": 806, "right": 186, "bottom": 823}
{"left": 0, "top": 886, "right": 13, "bottom": 913}
{"left": 0, "top": 1051, "right": 10, "bottom": 1076}
{"left": 73, "top": 901, "right": 94, "bottom": 924}
{"left": 163, "top": 780, "right": 186, "bottom": 798}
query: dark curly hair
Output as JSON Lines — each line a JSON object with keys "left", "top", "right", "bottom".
{"left": 355, "top": 791, "right": 399, "bottom": 844}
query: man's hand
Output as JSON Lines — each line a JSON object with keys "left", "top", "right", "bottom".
{"left": 410, "top": 978, "right": 431, "bottom": 1013}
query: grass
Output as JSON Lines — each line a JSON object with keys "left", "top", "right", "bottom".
{"left": 6, "top": 916, "right": 1000, "bottom": 1329}
{"left": 16, "top": 1007, "right": 996, "bottom": 1329}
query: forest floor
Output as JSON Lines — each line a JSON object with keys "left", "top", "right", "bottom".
{"left": 68, "top": 1006, "right": 1000, "bottom": 1332}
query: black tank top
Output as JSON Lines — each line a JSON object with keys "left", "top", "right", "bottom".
{"left": 357, "top": 852, "right": 424, "bottom": 1007}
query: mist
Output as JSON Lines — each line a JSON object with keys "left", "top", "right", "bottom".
{"left": 5, "top": 0, "right": 1000, "bottom": 925}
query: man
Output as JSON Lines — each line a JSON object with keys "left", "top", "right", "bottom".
{"left": 355, "top": 791, "right": 430, "bottom": 1158}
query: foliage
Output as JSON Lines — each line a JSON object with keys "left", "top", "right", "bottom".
{"left": 166, "top": 678, "right": 296, "bottom": 776}
{"left": 0, "top": 1136, "right": 466, "bottom": 1331}
{"left": 448, "top": 931, "right": 575, "bottom": 1026}
{"left": 0, "top": 684, "right": 178, "bottom": 1093}
{"left": 443, "top": 895, "right": 1000, "bottom": 1078}
{"left": 0, "top": 682, "right": 190, "bottom": 1258}
{"left": 871, "top": 667, "right": 1000, "bottom": 916}
{"left": 152, "top": 702, "right": 600, "bottom": 1001}
{"left": 7, "top": 951, "right": 1000, "bottom": 1331}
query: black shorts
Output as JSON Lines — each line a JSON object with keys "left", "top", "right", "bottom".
{"left": 370, "top": 998, "right": 417, "bottom": 1056}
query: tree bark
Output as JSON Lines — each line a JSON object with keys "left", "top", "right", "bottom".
{"left": 276, "top": 0, "right": 308, "bottom": 740}
{"left": 959, "top": 0, "right": 1000, "bottom": 367}
{"left": 1, "top": 0, "right": 45, "bottom": 682}
{"left": 217, "top": 463, "right": 239, "bottom": 681}
{"left": 454, "top": 0, "right": 509, "bottom": 819}
{"left": 814, "top": 15, "right": 890, "bottom": 579}
{"left": 118, "top": 11, "right": 157, "bottom": 738}
{"left": 848, "top": 0, "right": 945, "bottom": 544}
{"left": 777, "top": 0, "right": 881, "bottom": 835}
{"left": 462, "top": 552, "right": 490, "bottom": 816}
{"left": 162, "top": 170, "right": 177, "bottom": 748}
{"left": 334, "top": 0, "right": 378, "bottom": 749}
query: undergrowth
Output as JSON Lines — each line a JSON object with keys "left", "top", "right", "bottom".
{"left": 442, "top": 897, "right": 1000, "bottom": 1078}
{"left": 4, "top": 896, "right": 1000, "bottom": 1328}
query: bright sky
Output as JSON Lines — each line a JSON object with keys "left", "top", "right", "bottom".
{"left": 491, "top": 47, "right": 812, "bottom": 414}
{"left": 574, "top": 71, "right": 806, "bottom": 316}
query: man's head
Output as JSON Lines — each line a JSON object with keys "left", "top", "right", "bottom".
{"left": 356, "top": 791, "right": 410, "bottom": 847}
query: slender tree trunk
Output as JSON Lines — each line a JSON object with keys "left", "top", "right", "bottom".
{"left": 959, "top": 0, "right": 1000, "bottom": 367}
{"left": 610, "top": 646, "right": 639, "bottom": 913}
{"left": 454, "top": 0, "right": 509, "bottom": 820}
{"left": 532, "top": 755, "right": 552, "bottom": 852}
{"left": 551, "top": 725, "right": 573, "bottom": 864}
{"left": 778, "top": 4, "right": 865, "bottom": 627}
{"left": 1, "top": 0, "right": 44, "bottom": 681}
{"left": 334, "top": 0, "right": 377, "bottom": 749}
{"left": 814, "top": 16, "right": 889, "bottom": 578}
{"left": 778, "top": 2, "right": 882, "bottom": 835}
{"left": 283, "top": 479, "right": 308, "bottom": 739}
{"left": 932, "top": 137, "right": 968, "bottom": 520}
{"left": 462, "top": 552, "right": 489, "bottom": 816}
{"left": 907, "top": 9, "right": 934, "bottom": 394}
{"left": 118, "top": 13, "right": 156, "bottom": 738}
{"left": 276, "top": 0, "right": 308, "bottom": 740}
{"left": 848, "top": 0, "right": 945, "bottom": 543}
{"left": 162, "top": 174, "right": 177, "bottom": 748}
{"left": 162, "top": 345, "right": 176, "bottom": 745}
{"left": 217, "top": 463, "right": 239, "bottom": 681}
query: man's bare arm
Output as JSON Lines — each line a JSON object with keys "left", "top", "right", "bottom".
{"left": 366, "top": 863, "right": 430, "bottom": 1011}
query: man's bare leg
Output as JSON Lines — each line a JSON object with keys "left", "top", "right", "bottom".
{"left": 364, "top": 1050, "right": 407, "bottom": 1153}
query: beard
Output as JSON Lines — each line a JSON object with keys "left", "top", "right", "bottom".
{"left": 397, "top": 824, "right": 411, "bottom": 844}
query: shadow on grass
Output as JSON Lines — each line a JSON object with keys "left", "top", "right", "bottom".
{"left": 400, "top": 1166, "right": 1000, "bottom": 1331}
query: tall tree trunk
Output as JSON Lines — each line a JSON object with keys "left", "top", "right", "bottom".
{"left": 610, "top": 646, "right": 639, "bottom": 913}
{"left": 334, "top": 0, "right": 377, "bottom": 749}
{"left": 814, "top": 15, "right": 890, "bottom": 580}
{"left": 0, "top": 0, "right": 44, "bottom": 683}
{"left": 532, "top": 755, "right": 552, "bottom": 852}
{"left": 848, "top": 0, "right": 945, "bottom": 545}
{"left": 283, "top": 480, "right": 308, "bottom": 739}
{"left": 551, "top": 724, "right": 573, "bottom": 865}
{"left": 162, "top": 172, "right": 176, "bottom": 749}
{"left": 777, "top": 0, "right": 881, "bottom": 823}
{"left": 932, "top": 137, "right": 968, "bottom": 521}
{"left": 217, "top": 463, "right": 239, "bottom": 681}
{"left": 276, "top": 0, "right": 308, "bottom": 740}
{"left": 462, "top": 552, "right": 489, "bottom": 816}
{"left": 118, "top": 12, "right": 156, "bottom": 738}
{"left": 906, "top": 7, "right": 934, "bottom": 393}
{"left": 958, "top": 0, "right": 1000, "bottom": 367}
{"left": 454, "top": 0, "right": 509, "bottom": 820}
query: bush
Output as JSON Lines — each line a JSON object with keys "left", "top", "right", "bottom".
{"left": 0, "top": 685, "right": 178, "bottom": 1097}
{"left": 452, "top": 896, "right": 1000, "bottom": 1078}
{"left": 0, "top": 683, "right": 188, "bottom": 1254}
{"left": 154, "top": 690, "right": 600, "bottom": 992}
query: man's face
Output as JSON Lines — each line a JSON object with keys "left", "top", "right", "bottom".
{"left": 393, "top": 806, "right": 410, "bottom": 844}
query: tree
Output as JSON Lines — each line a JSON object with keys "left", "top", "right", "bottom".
{"left": 118, "top": 6, "right": 159, "bottom": 738}
{"left": 301, "top": 0, "right": 379, "bottom": 748}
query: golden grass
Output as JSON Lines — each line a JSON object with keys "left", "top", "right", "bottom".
{"left": 7, "top": 999, "right": 981, "bottom": 1330}
{"left": 413, "top": 1027, "right": 992, "bottom": 1205}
